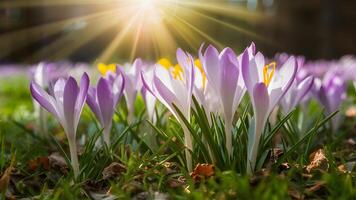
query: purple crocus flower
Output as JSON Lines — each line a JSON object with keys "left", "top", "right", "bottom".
{"left": 86, "top": 69, "right": 125, "bottom": 145}
{"left": 277, "top": 56, "right": 314, "bottom": 114}
{"left": 121, "top": 59, "right": 143, "bottom": 123}
{"left": 241, "top": 46, "right": 297, "bottom": 174}
{"left": 140, "top": 66, "right": 157, "bottom": 122}
{"left": 280, "top": 76, "right": 314, "bottom": 114}
{"left": 29, "top": 63, "right": 70, "bottom": 137}
{"left": 199, "top": 44, "right": 246, "bottom": 157}
{"left": 192, "top": 59, "right": 220, "bottom": 123}
{"left": 142, "top": 48, "right": 195, "bottom": 171}
{"left": 30, "top": 73, "right": 90, "bottom": 177}
{"left": 314, "top": 75, "right": 346, "bottom": 131}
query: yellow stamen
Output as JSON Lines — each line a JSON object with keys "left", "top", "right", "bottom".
{"left": 194, "top": 59, "right": 207, "bottom": 88}
{"left": 157, "top": 58, "right": 173, "bottom": 69}
{"left": 262, "top": 62, "right": 276, "bottom": 86}
{"left": 97, "top": 63, "right": 116, "bottom": 76}
{"left": 172, "top": 64, "right": 183, "bottom": 80}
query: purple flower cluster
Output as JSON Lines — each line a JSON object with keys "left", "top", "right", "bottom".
{"left": 27, "top": 43, "right": 355, "bottom": 175}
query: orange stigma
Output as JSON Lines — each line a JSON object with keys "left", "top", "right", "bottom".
{"left": 263, "top": 62, "right": 276, "bottom": 86}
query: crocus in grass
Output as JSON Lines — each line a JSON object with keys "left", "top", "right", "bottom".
{"left": 280, "top": 76, "right": 314, "bottom": 114}
{"left": 121, "top": 59, "right": 143, "bottom": 123}
{"left": 140, "top": 66, "right": 157, "bottom": 122}
{"left": 314, "top": 75, "right": 346, "bottom": 131}
{"left": 142, "top": 49, "right": 195, "bottom": 171}
{"left": 30, "top": 73, "right": 90, "bottom": 177}
{"left": 199, "top": 45, "right": 246, "bottom": 157}
{"left": 30, "top": 63, "right": 69, "bottom": 137}
{"left": 278, "top": 57, "right": 314, "bottom": 114}
{"left": 241, "top": 47, "right": 297, "bottom": 174}
{"left": 30, "top": 63, "right": 50, "bottom": 137}
{"left": 192, "top": 58, "right": 220, "bottom": 122}
{"left": 87, "top": 69, "right": 125, "bottom": 145}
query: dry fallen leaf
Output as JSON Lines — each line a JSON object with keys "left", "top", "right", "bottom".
{"left": 306, "top": 149, "right": 329, "bottom": 173}
{"left": 345, "top": 106, "right": 356, "bottom": 117}
{"left": 0, "top": 164, "right": 13, "bottom": 193}
{"left": 28, "top": 156, "right": 50, "bottom": 171}
{"left": 288, "top": 185, "right": 304, "bottom": 200}
{"left": 49, "top": 152, "right": 68, "bottom": 174}
{"left": 102, "top": 162, "right": 126, "bottom": 179}
{"left": 190, "top": 163, "right": 214, "bottom": 182}
{"left": 305, "top": 181, "right": 326, "bottom": 196}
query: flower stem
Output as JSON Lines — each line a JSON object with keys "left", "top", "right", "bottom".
{"left": 182, "top": 124, "right": 193, "bottom": 172}
{"left": 225, "top": 120, "right": 233, "bottom": 159}
{"left": 68, "top": 138, "right": 79, "bottom": 178}
{"left": 103, "top": 124, "right": 112, "bottom": 145}
{"left": 247, "top": 118, "right": 264, "bottom": 175}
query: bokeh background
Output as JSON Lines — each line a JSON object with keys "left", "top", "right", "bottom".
{"left": 0, "top": 0, "right": 355, "bottom": 64}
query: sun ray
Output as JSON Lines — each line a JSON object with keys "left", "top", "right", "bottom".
{"left": 26, "top": 9, "right": 122, "bottom": 61}
{"left": 95, "top": 12, "right": 142, "bottom": 64}
{"left": 172, "top": 14, "right": 224, "bottom": 49}
{"left": 179, "top": 6, "right": 275, "bottom": 46}
{"left": 49, "top": 18, "right": 119, "bottom": 61}
{"left": 0, "top": 8, "right": 118, "bottom": 59}
{"left": 174, "top": 0, "right": 265, "bottom": 23}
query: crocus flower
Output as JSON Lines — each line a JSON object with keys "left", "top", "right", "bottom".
{"left": 192, "top": 59, "right": 220, "bottom": 121}
{"left": 140, "top": 66, "right": 157, "bottom": 122}
{"left": 30, "top": 73, "right": 90, "bottom": 177}
{"left": 277, "top": 56, "right": 314, "bottom": 114}
{"left": 314, "top": 75, "right": 346, "bottom": 131}
{"left": 199, "top": 45, "right": 246, "bottom": 157}
{"left": 87, "top": 69, "right": 125, "bottom": 144}
{"left": 30, "top": 63, "right": 69, "bottom": 137}
{"left": 97, "top": 63, "right": 116, "bottom": 76}
{"left": 121, "top": 59, "right": 143, "bottom": 123}
{"left": 241, "top": 47, "right": 297, "bottom": 174}
{"left": 280, "top": 76, "right": 314, "bottom": 114}
{"left": 142, "top": 49, "right": 195, "bottom": 171}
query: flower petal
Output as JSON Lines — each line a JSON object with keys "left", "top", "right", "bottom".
{"left": 30, "top": 82, "right": 58, "bottom": 117}
{"left": 296, "top": 76, "right": 314, "bottom": 104}
{"left": 97, "top": 77, "right": 114, "bottom": 127}
{"left": 63, "top": 77, "right": 79, "bottom": 136}
{"left": 201, "top": 45, "right": 220, "bottom": 92}
{"left": 74, "top": 73, "right": 89, "bottom": 126}
{"left": 219, "top": 49, "right": 239, "bottom": 121}
{"left": 86, "top": 87, "right": 103, "bottom": 125}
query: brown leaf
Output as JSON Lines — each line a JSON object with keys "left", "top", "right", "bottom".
{"left": 306, "top": 149, "right": 329, "bottom": 173}
{"left": 338, "top": 164, "right": 347, "bottom": 173}
{"left": 167, "top": 178, "right": 185, "bottom": 188}
{"left": 0, "top": 165, "right": 13, "bottom": 193}
{"left": 345, "top": 106, "right": 356, "bottom": 117}
{"left": 190, "top": 163, "right": 214, "bottom": 182}
{"left": 28, "top": 156, "right": 50, "bottom": 171}
{"left": 48, "top": 152, "right": 68, "bottom": 174}
{"left": 288, "top": 186, "right": 304, "bottom": 200}
{"left": 305, "top": 181, "right": 325, "bottom": 193}
{"left": 338, "top": 162, "right": 356, "bottom": 173}
{"left": 102, "top": 162, "right": 126, "bottom": 179}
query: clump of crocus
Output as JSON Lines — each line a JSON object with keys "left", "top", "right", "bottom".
{"left": 241, "top": 47, "right": 297, "bottom": 174}
{"left": 142, "top": 49, "right": 195, "bottom": 171}
{"left": 30, "top": 73, "right": 90, "bottom": 178}
{"left": 199, "top": 44, "right": 246, "bottom": 158}
{"left": 87, "top": 68, "right": 125, "bottom": 145}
